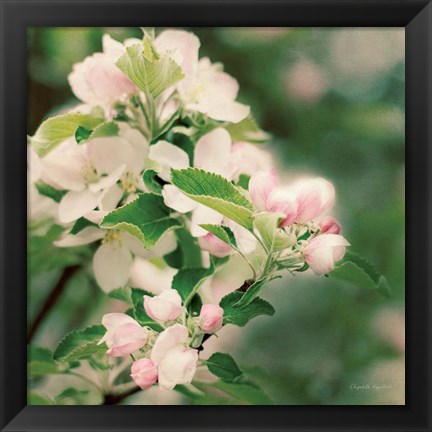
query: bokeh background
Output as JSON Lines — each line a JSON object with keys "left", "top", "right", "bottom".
{"left": 27, "top": 27, "right": 405, "bottom": 405}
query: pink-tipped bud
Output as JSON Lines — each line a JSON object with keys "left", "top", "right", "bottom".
{"left": 199, "top": 304, "right": 224, "bottom": 333}
{"left": 318, "top": 216, "right": 341, "bottom": 234}
{"left": 130, "top": 358, "right": 158, "bottom": 390}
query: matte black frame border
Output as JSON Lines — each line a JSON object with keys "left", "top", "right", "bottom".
{"left": 1, "top": 1, "right": 431, "bottom": 431}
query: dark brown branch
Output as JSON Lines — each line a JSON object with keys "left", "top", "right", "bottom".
{"left": 27, "top": 265, "right": 80, "bottom": 343}
{"left": 103, "top": 386, "right": 141, "bottom": 405}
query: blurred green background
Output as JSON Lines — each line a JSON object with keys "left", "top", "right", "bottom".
{"left": 27, "top": 27, "right": 405, "bottom": 405}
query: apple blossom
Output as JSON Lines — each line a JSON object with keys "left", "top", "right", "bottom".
{"left": 98, "top": 313, "right": 148, "bottom": 357}
{"left": 150, "top": 324, "right": 198, "bottom": 390}
{"left": 130, "top": 359, "right": 158, "bottom": 390}
{"left": 303, "top": 234, "right": 350, "bottom": 275}
{"left": 199, "top": 304, "right": 224, "bottom": 333}
{"left": 40, "top": 124, "right": 148, "bottom": 224}
{"left": 144, "top": 289, "right": 183, "bottom": 322}
{"left": 68, "top": 34, "right": 139, "bottom": 107}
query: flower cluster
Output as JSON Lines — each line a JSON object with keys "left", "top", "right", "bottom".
{"left": 29, "top": 28, "right": 349, "bottom": 394}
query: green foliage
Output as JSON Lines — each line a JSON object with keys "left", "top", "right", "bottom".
{"left": 28, "top": 224, "right": 88, "bottom": 275}
{"left": 116, "top": 38, "right": 184, "bottom": 99}
{"left": 101, "top": 193, "right": 183, "bottom": 249}
{"left": 171, "top": 267, "right": 214, "bottom": 303}
{"left": 76, "top": 121, "right": 119, "bottom": 144}
{"left": 163, "top": 227, "right": 202, "bottom": 269}
{"left": 131, "top": 288, "right": 163, "bottom": 330}
{"left": 108, "top": 286, "right": 133, "bottom": 305}
{"left": 171, "top": 168, "right": 254, "bottom": 229}
{"left": 142, "top": 169, "right": 163, "bottom": 195}
{"left": 234, "top": 277, "right": 269, "bottom": 308}
{"left": 221, "top": 291, "right": 275, "bottom": 327}
{"left": 53, "top": 325, "right": 106, "bottom": 363}
{"left": 213, "top": 381, "right": 273, "bottom": 405}
{"left": 31, "top": 112, "right": 104, "bottom": 157}
{"left": 28, "top": 346, "right": 67, "bottom": 377}
{"left": 199, "top": 224, "right": 238, "bottom": 249}
{"left": 331, "top": 251, "right": 391, "bottom": 297}
{"left": 254, "top": 212, "right": 294, "bottom": 251}
{"left": 55, "top": 388, "right": 90, "bottom": 405}
{"left": 69, "top": 217, "right": 98, "bottom": 235}
{"left": 34, "top": 181, "right": 66, "bottom": 203}
{"left": 206, "top": 352, "right": 243, "bottom": 382}
{"left": 225, "top": 115, "right": 270, "bottom": 143}
{"left": 28, "top": 391, "right": 53, "bottom": 405}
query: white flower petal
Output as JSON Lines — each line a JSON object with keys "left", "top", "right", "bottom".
{"left": 191, "top": 204, "right": 223, "bottom": 237}
{"left": 162, "top": 185, "right": 197, "bottom": 213}
{"left": 150, "top": 324, "right": 189, "bottom": 365}
{"left": 194, "top": 128, "right": 232, "bottom": 176}
{"left": 89, "top": 164, "right": 126, "bottom": 193}
{"left": 54, "top": 227, "right": 104, "bottom": 247}
{"left": 128, "top": 258, "right": 176, "bottom": 295}
{"left": 98, "top": 183, "right": 124, "bottom": 212}
{"left": 148, "top": 141, "right": 190, "bottom": 182}
{"left": 58, "top": 189, "right": 101, "bottom": 223}
{"left": 93, "top": 243, "right": 133, "bottom": 292}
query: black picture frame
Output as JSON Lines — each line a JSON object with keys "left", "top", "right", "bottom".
{"left": 1, "top": 0, "right": 431, "bottom": 431}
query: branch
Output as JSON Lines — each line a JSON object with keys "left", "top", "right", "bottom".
{"left": 103, "top": 386, "right": 141, "bottom": 405}
{"left": 27, "top": 265, "right": 80, "bottom": 343}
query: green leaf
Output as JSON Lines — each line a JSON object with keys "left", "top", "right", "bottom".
{"left": 142, "top": 169, "right": 163, "bottom": 195}
{"left": 234, "top": 277, "right": 268, "bottom": 308}
{"left": 28, "top": 346, "right": 67, "bottom": 377}
{"left": 69, "top": 217, "right": 98, "bottom": 235}
{"left": 225, "top": 115, "right": 270, "bottom": 143}
{"left": 53, "top": 325, "right": 106, "bottom": 363}
{"left": 75, "top": 126, "right": 92, "bottom": 143}
{"left": 171, "top": 168, "right": 254, "bottom": 230}
{"left": 34, "top": 181, "right": 66, "bottom": 203}
{"left": 253, "top": 212, "right": 295, "bottom": 252}
{"left": 108, "top": 286, "right": 133, "bottom": 305}
{"left": 221, "top": 291, "right": 275, "bottom": 327}
{"left": 171, "top": 266, "right": 214, "bottom": 303}
{"left": 116, "top": 41, "right": 184, "bottom": 99}
{"left": 28, "top": 391, "right": 53, "bottom": 405}
{"left": 131, "top": 288, "right": 163, "bottom": 331}
{"left": 55, "top": 388, "right": 90, "bottom": 405}
{"left": 331, "top": 251, "right": 391, "bottom": 297}
{"left": 31, "top": 112, "right": 104, "bottom": 157}
{"left": 100, "top": 193, "right": 183, "bottom": 249}
{"left": 206, "top": 352, "right": 243, "bottom": 382}
{"left": 237, "top": 174, "right": 251, "bottom": 189}
{"left": 199, "top": 224, "right": 237, "bottom": 249}
{"left": 163, "top": 227, "right": 202, "bottom": 269}
{"left": 213, "top": 381, "right": 273, "bottom": 405}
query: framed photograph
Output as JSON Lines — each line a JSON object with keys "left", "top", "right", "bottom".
{"left": 1, "top": 0, "right": 431, "bottom": 431}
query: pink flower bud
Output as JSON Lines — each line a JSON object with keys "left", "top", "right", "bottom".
{"left": 144, "top": 289, "right": 182, "bottom": 322}
{"left": 130, "top": 358, "right": 158, "bottom": 390}
{"left": 248, "top": 170, "right": 279, "bottom": 211}
{"left": 318, "top": 216, "right": 341, "bottom": 234}
{"left": 198, "top": 233, "right": 233, "bottom": 258}
{"left": 199, "top": 304, "right": 224, "bottom": 333}
{"left": 303, "top": 234, "right": 350, "bottom": 275}
{"left": 293, "top": 177, "right": 335, "bottom": 223}
{"left": 98, "top": 313, "right": 148, "bottom": 357}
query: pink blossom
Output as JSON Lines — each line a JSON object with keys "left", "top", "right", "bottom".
{"left": 144, "top": 289, "right": 182, "bottom": 322}
{"left": 303, "top": 234, "right": 350, "bottom": 275}
{"left": 318, "top": 216, "right": 341, "bottom": 234}
{"left": 150, "top": 324, "right": 198, "bottom": 390}
{"left": 198, "top": 234, "right": 233, "bottom": 258}
{"left": 130, "top": 358, "right": 158, "bottom": 390}
{"left": 293, "top": 177, "right": 335, "bottom": 223}
{"left": 98, "top": 313, "right": 148, "bottom": 357}
{"left": 68, "top": 34, "right": 138, "bottom": 106}
{"left": 199, "top": 304, "right": 224, "bottom": 333}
